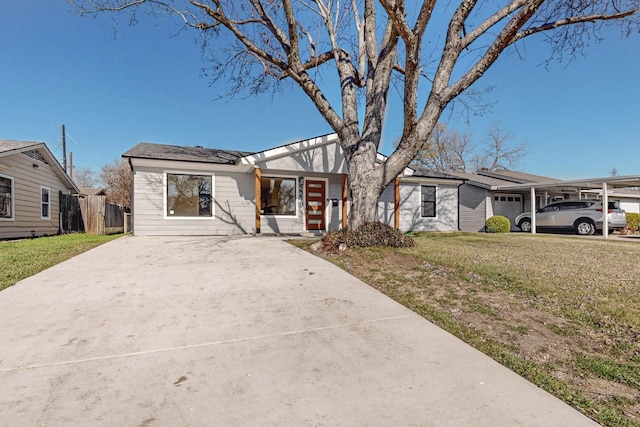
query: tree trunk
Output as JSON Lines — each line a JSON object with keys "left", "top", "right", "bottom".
{"left": 346, "top": 144, "right": 384, "bottom": 230}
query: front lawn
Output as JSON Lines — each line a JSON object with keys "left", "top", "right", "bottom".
{"left": 294, "top": 233, "right": 640, "bottom": 427}
{"left": 0, "top": 233, "right": 122, "bottom": 291}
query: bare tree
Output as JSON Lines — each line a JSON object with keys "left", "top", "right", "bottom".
{"left": 413, "top": 123, "right": 525, "bottom": 172}
{"left": 472, "top": 124, "right": 527, "bottom": 171}
{"left": 100, "top": 159, "right": 131, "bottom": 209}
{"left": 609, "top": 167, "right": 619, "bottom": 176}
{"left": 69, "top": 0, "right": 639, "bottom": 229}
{"left": 412, "top": 123, "right": 473, "bottom": 172}
{"left": 72, "top": 166, "right": 99, "bottom": 188}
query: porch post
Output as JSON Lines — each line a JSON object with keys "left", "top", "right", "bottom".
{"left": 602, "top": 182, "right": 609, "bottom": 238}
{"left": 394, "top": 178, "right": 400, "bottom": 230}
{"left": 342, "top": 174, "right": 348, "bottom": 229}
{"left": 255, "top": 167, "right": 261, "bottom": 234}
{"left": 530, "top": 187, "right": 536, "bottom": 234}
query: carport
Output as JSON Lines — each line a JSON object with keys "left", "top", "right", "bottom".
{"left": 496, "top": 174, "right": 640, "bottom": 238}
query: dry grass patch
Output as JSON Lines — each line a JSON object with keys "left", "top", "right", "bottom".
{"left": 293, "top": 232, "right": 640, "bottom": 427}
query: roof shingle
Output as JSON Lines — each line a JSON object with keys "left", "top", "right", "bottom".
{"left": 122, "top": 142, "right": 254, "bottom": 165}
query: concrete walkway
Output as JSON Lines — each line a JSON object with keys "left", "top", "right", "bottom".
{"left": 0, "top": 236, "right": 598, "bottom": 426}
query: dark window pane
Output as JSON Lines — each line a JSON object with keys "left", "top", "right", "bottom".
{"left": 167, "top": 174, "right": 212, "bottom": 217}
{"left": 421, "top": 185, "right": 436, "bottom": 217}
{"left": 0, "top": 176, "right": 11, "bottom": 218}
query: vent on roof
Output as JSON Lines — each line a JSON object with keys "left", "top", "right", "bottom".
{"left": 22, "top": 150, "right": 49, "bottom": 165}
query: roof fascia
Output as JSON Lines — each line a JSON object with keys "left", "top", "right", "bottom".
{"left": 2, "top": 142, "right": 79, "bottom": 192}
{"left": 496, "top": 175, "right": 640, "bottom": 191}
{"left": 475, "top": 169, "right": 528, "bottom": 183}
{"left": 400, "top": 176, "right": 465, "bottom": 185}
{"left": 38, "top": 143, "right": 80, "bottom": 193}
{"left": 130, "top": 157, "right": 255, "bottom": 173}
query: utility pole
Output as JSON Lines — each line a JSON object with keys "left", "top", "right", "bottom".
{"left": 69, "top": 152, "right": 74, "bottom": 179}
{"left": 62, "top": 124, "right": 67, "bottom": 172}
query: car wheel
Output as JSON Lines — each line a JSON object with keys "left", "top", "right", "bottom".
{"left": 518, "top": 218, "right": 532, "bottom": 232}
{"left": 575, "top": 220, "right": 595, "bottom": 235}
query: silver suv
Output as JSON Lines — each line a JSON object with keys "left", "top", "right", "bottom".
{"left": 515, "top": 200, "right": 627, "bottom": 235}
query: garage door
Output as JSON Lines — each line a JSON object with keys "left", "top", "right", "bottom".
{"left": 493, "top": 194, "right": 523, "bottom": 230}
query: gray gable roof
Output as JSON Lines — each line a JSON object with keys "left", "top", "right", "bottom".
{"left": 0, "top": 139, "right": 79, "bottom": 193}
{"left": 476, "top": 169, "right": 557, "bottom": 183}
{"left": 122, "top": 142, "right": 254, "bottom": 165}
{"left": 410, "top": 168, "right": 463, "bottom": 180}
{"left": 446, "top": 171, "right": 509, "bottom": 188}
{"left": 0, "top": 140, "right": 42, "bottom": 154}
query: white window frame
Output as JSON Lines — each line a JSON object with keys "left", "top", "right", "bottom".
{"left": 420, "top": 185, "right": 438, "bottom": 219}
{"left": 163, "top": 171, "right": 216, "bottom": 220}
{"left": 40, "top": 186, "right": 51, "bottom": 220}
{"left": 0, "top": 173, "right": 14, "bottom": 221}
{"left": 260, "top": 174, "right": 299, "bottom": 218}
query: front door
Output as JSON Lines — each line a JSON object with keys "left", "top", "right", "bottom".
{"left": 305, "top": 180, "right": 326, "bottom": 231}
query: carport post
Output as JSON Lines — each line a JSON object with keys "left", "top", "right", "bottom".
{"left": 530, "top": 187, "right": 536, "bottom": 234}
{"left": 602, "top": 182, "right": 609, "bottom": 238}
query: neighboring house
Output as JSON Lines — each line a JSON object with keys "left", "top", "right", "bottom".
{"left": 450, "top": 169, "right": 561, "bottom": 231}
{"left": 451, "top": 169, "right": 640, "bottom": 231}
{"left": 122, "top": 134, "right": 464, "bottom": 236}
{"left": 0, "top": 140, "right": 79, "bottom": 240}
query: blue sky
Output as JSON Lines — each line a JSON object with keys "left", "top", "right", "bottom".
{"left": 1, "top": 0, "right": 638, "bottom": 180}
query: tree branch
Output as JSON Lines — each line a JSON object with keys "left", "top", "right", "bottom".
{"left": 514, "top": 9, "right": 638, "bottom": 41}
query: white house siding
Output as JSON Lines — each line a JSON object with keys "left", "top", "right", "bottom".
{"left": 458, "top": 184, "right": 488, "bottom": 232}
{"left": 325, "top": 175, "right": 343, "bottom": 231}
{"left": 379, "top": 182, "right": 458, "bottom": 232}
{"left": 378, "top": 185, "right": 395, "bottom": 227}
{"left": 0, "top": 152, "right": 69, "bottom": 239}
{"left": 131, "top": 164, "right": 255, "bottom": 236}
{"left": 255, "top": 141, "right": 348, "bottom": 174}
{"left": 619, "top": 200, "right": 640, "bottom": 214}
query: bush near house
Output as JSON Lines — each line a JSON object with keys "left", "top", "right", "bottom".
{"left": 485, "top": 215, "right": 511, "bottom": 233}
{"left": 626, "top": 212, "right": 640, "bottom": 232}
{"left": 320, "top": 221, "right": 416, "bottom": 251}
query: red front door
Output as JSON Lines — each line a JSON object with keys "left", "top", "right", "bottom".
{"left": 305, "top": 180, "right": 326, "bottom": 231}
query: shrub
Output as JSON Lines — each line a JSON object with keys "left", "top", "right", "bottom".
{"left": 485, "top": 215, "right": 511, "bottom": 233}
{"left": 626, "top": 212, "right": 640, "bottom": 231}
{"left": 319, "top": 221, "right": 416, "bottom": 251}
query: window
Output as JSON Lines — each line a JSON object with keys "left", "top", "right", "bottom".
{"left": 166, "top": 174, "right": 213, "bottom": 217}
{"left": 41, "top": 187, "right": 50, "bottom": 219}
{"left": 260, "top": 177, "right": 296, "bottom": 215}
{"left": 421, "top": 185, "right": 436, "bottom": 218}
{"left": 0, "top": 175, "right": 13, "bottom": 220}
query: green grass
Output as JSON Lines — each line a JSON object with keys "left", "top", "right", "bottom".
{"left": 294, "top": 232, "right": 640, "bottom": 426}
{"left": 0, "top": 233, "right": 122, "bottom": 291}
{"left": 576, "top": 353, "right": 640, "bottom": 389}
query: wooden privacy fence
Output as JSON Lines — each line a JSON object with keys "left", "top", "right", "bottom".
{"left": 60, "top": 193, "right": 128, "bottom": 235}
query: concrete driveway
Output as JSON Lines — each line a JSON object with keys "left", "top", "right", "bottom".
{"left": 0, "top": 236, "right": 597, "bottom": 426}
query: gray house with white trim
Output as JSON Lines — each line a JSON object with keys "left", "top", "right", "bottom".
{"left": 122, "top": 134, "right": 464, "bottom": 236}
